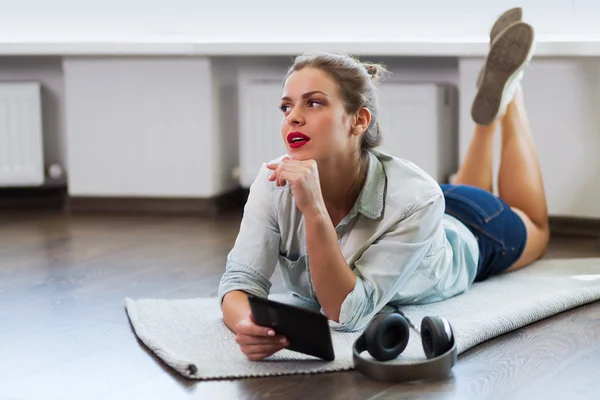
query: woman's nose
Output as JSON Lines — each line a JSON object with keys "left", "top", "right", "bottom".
{"left": 286, "top": 108, "right": 304, "bottom": 125}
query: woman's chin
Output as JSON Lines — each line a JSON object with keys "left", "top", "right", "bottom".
{"left": 287, "top": 148, "right": 310, "bottom": 160}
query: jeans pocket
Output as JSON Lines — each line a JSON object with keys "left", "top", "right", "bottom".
{"left": 443, "top": 188, "right": 505, "bottom": 224}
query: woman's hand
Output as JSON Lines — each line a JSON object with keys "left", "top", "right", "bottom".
{"left": 234, "top": 311, "right": 289, "bottom": 361}
{"left": 266, "top": 157, "right": 325, "bottom": 216}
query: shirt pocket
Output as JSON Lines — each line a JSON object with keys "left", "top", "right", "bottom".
{"left": 277, "top": 253, "right": 314, "bottom": 300}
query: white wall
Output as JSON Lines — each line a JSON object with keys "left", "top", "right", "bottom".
{"left": 2, "top": 49, "right": 598, "bottom": 217}
{"left": 459, "top": 57, "right": 600, "bottom": 218}
{"left": 211, "top": 58, "right": 240, "bottom": 195}
{"left": 0, "top": 1, "right": 598, "bottom": 39}
{"left": 63, "top": 57, "right": 219, "bottom": 197}
{"left": 0, "top": 57, "right": 65, "bottom": 171}
{"left": 235, "top": 56, "right": 459, "bottom": 187}
{"left": 60, "top": 54, "right": 460, "bottom": 198}
{"left": 210, "top": 57, "right": 267, "bottom": 195}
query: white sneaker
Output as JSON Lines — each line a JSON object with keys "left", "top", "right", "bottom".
{"left": 471, "top": 21, "right": 536, "bottom": 126}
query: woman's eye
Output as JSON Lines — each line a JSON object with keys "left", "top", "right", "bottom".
{"left": 279, "top": 104, "right": 291, "bottom": 113}
{"left": 307, "top": 100, "right": 321, "bottom": 107}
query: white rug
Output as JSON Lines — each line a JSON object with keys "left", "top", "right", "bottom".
{"left": 125, "top": 258, "right": 600, "bottom": 380}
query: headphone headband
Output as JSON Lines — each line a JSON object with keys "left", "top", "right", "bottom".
{"left": 352, "top": 324, "right": 458, "bottom": 382}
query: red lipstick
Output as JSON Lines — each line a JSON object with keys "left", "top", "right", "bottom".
{"left": 287, "top": 132, "right": 311, "bottom": 149}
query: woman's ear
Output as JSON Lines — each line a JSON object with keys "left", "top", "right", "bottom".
{"left": 352, "top": 107, "right": 372, "bottom": 136}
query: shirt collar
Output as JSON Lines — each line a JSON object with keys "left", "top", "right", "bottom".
{"left": 355, "top": 151, "right": 385, "bottom": 219}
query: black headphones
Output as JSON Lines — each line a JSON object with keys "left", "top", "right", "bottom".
{"left": 352, "top": 312, "right": 457, "bottom": 382}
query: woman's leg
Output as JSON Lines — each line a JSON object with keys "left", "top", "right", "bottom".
{"left": 452, "top": 123, "right": 496, "bottom": 193}
{"left": 455, "top": 20, "right": 549, "bottom": 274}
{"left": 452, "top": 8, "right": 522, "bottom": 192}
{"left": 499, "top": 85, "right": 550, "bottom": 271}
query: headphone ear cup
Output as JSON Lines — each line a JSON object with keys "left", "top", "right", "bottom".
{"left": 421, "top": 316, "right": 454, "bottom": 359}
{"left": 364, "top": 313, "right": 410, "bottom": 361}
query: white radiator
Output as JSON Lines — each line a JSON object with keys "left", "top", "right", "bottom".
{"left": 238, "top": 69, "right": 287, "bottom": 188}
{"left": 376, "top": 82, "right": 457, "bottom": 183}
{"left": 238, "top": 74, "right": 457, "bottom": 187}
{"left": 0, "top": 82, "right": 44, "bottom": 187}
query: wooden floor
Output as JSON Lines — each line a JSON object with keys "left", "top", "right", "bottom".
{"left": 1, "top": 210, "right": 600, "bottom": 400}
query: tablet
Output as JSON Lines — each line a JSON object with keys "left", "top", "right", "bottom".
{"left": 247, "top": 295, "right": 335, "bottom": 361}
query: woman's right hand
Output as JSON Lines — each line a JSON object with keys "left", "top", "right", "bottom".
{"left": 234, "top": 311, "right": 289, "bottom": 361}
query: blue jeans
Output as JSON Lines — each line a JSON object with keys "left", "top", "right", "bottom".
{"left": 440, "top": 184, "right": 528, "bottom": 282}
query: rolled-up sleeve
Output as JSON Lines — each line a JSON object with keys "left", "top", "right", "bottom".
{"left": 327, "top": 192, "right": 445, "bottom": 332}
{"left": 217, "top": 164, "right": 280, "bottom": 305}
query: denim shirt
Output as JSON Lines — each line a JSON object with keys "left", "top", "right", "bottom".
{"left": 218, "top": 150, "right": 479, "bottom": 332}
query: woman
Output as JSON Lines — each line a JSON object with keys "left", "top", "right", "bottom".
{"left": 219, "top": 14, "right": 549, "bottom": 361}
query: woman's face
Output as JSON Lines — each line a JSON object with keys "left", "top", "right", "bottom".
{"left": 280, "top": 67, "right": 358, "bottom": 163}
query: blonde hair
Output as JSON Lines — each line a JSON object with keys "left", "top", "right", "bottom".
{"left": 284, "top": 52, "right": 390, "bottom": 156}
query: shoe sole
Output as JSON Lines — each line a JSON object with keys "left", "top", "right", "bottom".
{"left": 490, "top": 7, "right": 523, "bottom": 41}
{"left": 476, "top": 7, "right": 523, "bottom": 87}
{"left": 471, "top": 23, "right": 535, "bottom": 126}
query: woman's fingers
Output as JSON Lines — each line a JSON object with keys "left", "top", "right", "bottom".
{"left": 235, "top": 318, "right": 275, "bottom": 337}
{"left": 267, "top": 163, "right": 282, "bottom": 181}
{"left": 235, "top": 332, "right": 289, "bottom": 361}
{"left": 235, "top": 333, "right": 287, "bottom": 346}
{"left": 279, "top": 171, "right": 303, "bottom": 187}
{"left": 266, "top": 157, "right": 290, "bottom": 170}
{"left": 235, "top": 312, "right": 290, "bottom": 361}
{"left": 277, "top": 170, "right": 287, "bottom": 187}
{"left": 267, "top": 159, "right": 305, "bottom": 186}
{"left": 243, "top": 342, "right": 288, "bottom": 356}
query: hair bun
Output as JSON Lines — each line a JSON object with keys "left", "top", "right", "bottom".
{"left": 365, "top": 64, "right": 378, "bottom": 77}
{"left": 362, "top": 62, "right": 390, "bottom": 83}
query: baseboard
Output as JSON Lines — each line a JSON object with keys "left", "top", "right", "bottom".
{"left": 67, "top": 187, "right": 248, "bottom": 216}
{"left": 549, "top": 216, "right": 600, "bottom": 238}
{"left": 5, "top": 187, "right": 600, "bottom": 233}
{"left": 0, "top": 183, "right": 67, "bottom": 210}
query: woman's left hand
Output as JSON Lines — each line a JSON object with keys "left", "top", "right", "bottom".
{"left": 266, "top": 157, "right": 325, "bottom": 216}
